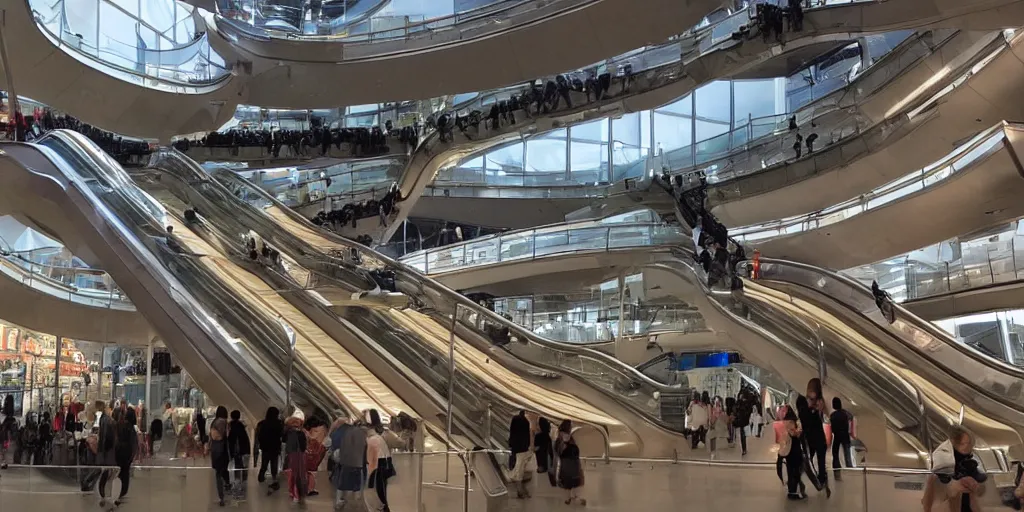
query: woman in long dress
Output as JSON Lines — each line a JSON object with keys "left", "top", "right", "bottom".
{"left": 554, "top": 420, "right": 585, "bottom": 506}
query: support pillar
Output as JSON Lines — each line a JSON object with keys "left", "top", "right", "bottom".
{"left": 145, "top": 338, "right": 154, "bottom": 422}
{"left": 53, "top": 336, "right": 62, "bottom": 412}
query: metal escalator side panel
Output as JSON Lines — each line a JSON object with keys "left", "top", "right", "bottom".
{"left": 12, "top": 131, "right": 301, "bottom": 420}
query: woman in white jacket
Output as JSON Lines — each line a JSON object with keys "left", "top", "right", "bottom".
{"left": 687, "top": 392, "right": 709, "bottom": 451}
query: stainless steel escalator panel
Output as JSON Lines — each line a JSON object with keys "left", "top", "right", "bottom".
{"left": 208, "top": 162, "right": 689, "bottom": 422}
{"left": 136, "top": 159, "right": 515, "bottom": 449}
{"left": 9, "top": 130, "right": 344, "bottom": 421}
{"left": 144, "top": 148, "right": 700, "bottom": 457}
{"left": 752, "top": 257, "right": 1024, "bottom": 412}
{"left": 132, "top": 176, "right": 417, "bottom": 423}
{"left": 644, "top": 252, "right": 976, "bottom": 465}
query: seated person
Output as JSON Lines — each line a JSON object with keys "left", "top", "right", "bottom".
{"left": 923, "top": 425, "right": 986, "bottom": 512}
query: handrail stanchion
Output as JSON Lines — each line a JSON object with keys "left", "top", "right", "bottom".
{"left": 461, "top": 450, "right": 471, "bottom": 512}
{"left": 445, "top": 303, "right": 459, "bottom": 483}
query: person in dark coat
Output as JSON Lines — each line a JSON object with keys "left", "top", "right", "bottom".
{"left": 94, "top": 401, "right": 117, "bottom": 505}
{"left": 800, "top": 379, "right": 831, "bottom": 497}
{"left": 534, "top": 417, "right": 554, "bottom": 484}
{"left": 113, "top": 407, "right": 138, "bottom": 505}
{"left": 210, "top": 406, "right": 231, "bottom": 506}
{"left": 227, "top": 410, "right": 251, "bottom": 498}
{"left": 554, "top": 420, "right": 585, "bottom": 506}
{"left": 508, "top": 410, "right": 534, "bottom": 498}
{"left": 255, "top": 407, "right": 283, "bottom": 489}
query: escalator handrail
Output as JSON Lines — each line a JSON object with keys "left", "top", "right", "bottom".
{"left": 746, "top": 255, "right": 1024, "bottom": 380}
{"left": 0, "top": 253, "right": 134, "bottom": 306}
{"left": 205, "top": 161, "right": 688, "bottom": 398}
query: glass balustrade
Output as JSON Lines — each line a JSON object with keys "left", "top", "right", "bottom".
{"left": 399, "top": 223, "right": 685, "bottom": 275}
{"left": 848, "top": 230, "right": 1024, "bottom": 303}
{"left": 30, "top": 0, "right": 230, "bottom": 88}
{"left": 709, "top": 31, "right": 1014, "bottom": 194}
{"left": 492, "top": 293, "right": 704, "bottom": 344}
{"left": 0, "top": 249, "right": 133, "bottom": 310}
{"left": 438, "top": 10, "right": 922, "bottom": 195}
{"left": 730, "top": 125, "right": 1008, "bottom": 243}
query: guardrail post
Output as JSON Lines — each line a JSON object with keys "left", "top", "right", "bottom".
{"left": 462, "top": 451, "right": 471, "bottom": 512}
{"left": 413, "top": 426, "right": 425, "bottom": 512}
{"left": 445, "top": 303, "right": 459, "bottom": 483}
{"left": 53, "top": 336, "right": 62, "bottom": 411}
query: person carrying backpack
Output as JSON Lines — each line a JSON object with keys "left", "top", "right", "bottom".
{"left": 329, "top": 417, "right": 367, "bottom": 509}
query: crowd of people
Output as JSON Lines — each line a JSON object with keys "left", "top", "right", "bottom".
{"left": 507, "top": 411, "right": 586, "bottom": 505}
{"left": 0, "top": 397, "right": 412, "bottom": 510}
{"left": 2, "top": 107, "right": 152, "bottom": 164}
{"left": 173, "top": 120, "right": 422, "bottom": 159}
{"left": 430, "top": 64, "right": 634, "bottom": 144}
{"left": 745, "top": 0, "right": 806, "bottom": 43}
{"left": 309, "top": 182, "right": 402, "bottom": 232}
{"left": 685, "top": 384, "right": 760, "bottom": 456}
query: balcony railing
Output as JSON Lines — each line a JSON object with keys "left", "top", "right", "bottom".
{"left": 0, "top": 249, "right": 133, "bottom": 310}
{"left": 400, "top": 222, "right": 685, "bottom": 275}
{"left": 30, "top": 0, "right": 230, "bottom": 89}
{"left": 730, "top": 123, "right": 1008, "bottom": 243}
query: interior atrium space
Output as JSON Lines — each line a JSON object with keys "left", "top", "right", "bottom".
{"left": 5, "top": 0, "right": 1024, "bottom": 510}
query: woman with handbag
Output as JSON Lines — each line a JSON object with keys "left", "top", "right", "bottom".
{"left": 554, "top": 420, "right": 586, "bottom": 506}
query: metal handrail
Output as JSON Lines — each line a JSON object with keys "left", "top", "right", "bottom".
{"left": 747, "top": 255, "right": 1024, "bottom": 381}
{"left": 398, "top": 219, "right": 675, "bottom": 273}
{"left": 28, "top": 0, "right": 231, "bottom": 89}
{"left": 731, "top": 122, "right": 1010, "bottom": 241}
{"left": 208, "top": 162, "right": 690, "bottom": 406}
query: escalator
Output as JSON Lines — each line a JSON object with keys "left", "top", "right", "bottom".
{"left": 0, "top": 130, "right": 404, "bottom": 429}
{"left": 382, "top": 197, "right": 1024, "bottom": 466}
{"left": 648, "top": 248, "right": 1024, "bottom": 467}
{"left": 144, "top": 148, "right": 703, "bottom": 458}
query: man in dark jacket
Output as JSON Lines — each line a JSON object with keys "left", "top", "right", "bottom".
{"left": 508, "top": 410, "right": 534, "bottom": 498}
{"left": 94, "top": 401, "right": 117, "bottom": 503}
{"left": 228, "top": 410, "right": 252, "bottom": 497}
{"left": 733, "top": 386, "right": 758, "bottom": 455}
{"left": 800, "top": 381, "right": 831, "bottom": 495}
{"left": 255, "top": 407, "right": 283, "bottom": 490}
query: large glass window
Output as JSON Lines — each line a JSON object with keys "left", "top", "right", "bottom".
{"left": 695, "top": 81, "right": 731, "bottom": 125}
{"left": 484, "top": 142, "right": 525, "bottom": 186}
{"left": 524, "top": 129, "right": 567, "bottom": 186}
{"left": 569, "top": 120, "right": 608, "bottom": 183}
{"left": 612, "top": 113, "right": 644, "bottom": 181}
{"left": 734, "top": 79, "right": 783, "bottom": 126}
{"left": 653, "top": 95, "right": 694, "bottom": 170}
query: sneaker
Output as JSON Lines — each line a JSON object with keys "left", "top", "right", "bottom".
{"left": 578, "top": 498, "right": 587, "bottom": 506}
{"left": 218, "top": 499, "right": 225, "bottom": 507}
{"left": 787, "top": 493, "right": 806, "bottom": 501}
{"left": 257, "top": 475, "right": 266, "bottom": 483}
{"left": 307, "top": 491, "right": 319, "bottom": 497}
{"left": 741, "top": 450, "right": 747, "bottom": 456}
{"left": 269, "top": 482, "right": 280, "bottom": 491}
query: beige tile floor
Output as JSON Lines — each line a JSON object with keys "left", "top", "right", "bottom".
{"left": 0, "top": 448, "right": 999, "bottom": 512}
